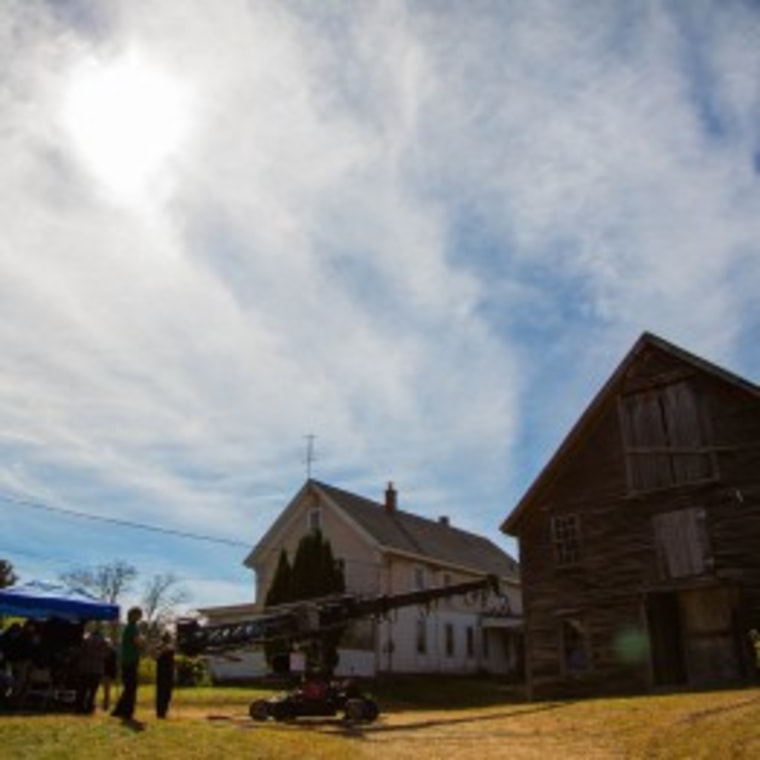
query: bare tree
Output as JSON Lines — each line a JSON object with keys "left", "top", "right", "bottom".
{"left": 141, "top": 572, "right": 190, "bottom": 634}
{"left": 60, "top": 559, "right": 137, "bottom": 604}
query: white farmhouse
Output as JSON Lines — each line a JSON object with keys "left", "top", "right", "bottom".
{"left": 202, "top": 479, "right": 522, "bottom": 680}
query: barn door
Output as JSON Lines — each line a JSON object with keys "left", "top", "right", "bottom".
{"left": 680, "top": 587, "right": 740, "bottom": 683}
{"left": 647, "top": 587, "right": 740, "bottom": 687}
{"left": 647, "top": 592, "right": 686, "bottom": 686}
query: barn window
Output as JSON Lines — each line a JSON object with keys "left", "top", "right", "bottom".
{"left": 551, "top": 513, "right": 581, "bottom": 567}
{"left": 416, "top": 618, "right": 428, "bottom": 655}
{"left": 653, "top": 508, "right": 710, "bottom": 579}
{"left": 443, "top": 623, "right": 455, "bottom": 657}
{"left": 620, "top": 381, "right": 716, "bottom": 492}
{"left": 561, "top": 618, "right": 590, "bottom": 674}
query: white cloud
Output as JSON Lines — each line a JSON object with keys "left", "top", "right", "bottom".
{"left": 0, "top": 1, "right": 758, "bottom": 605}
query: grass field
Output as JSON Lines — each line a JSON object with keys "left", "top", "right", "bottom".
{"left": 1, "top": 681, "right": 759, "bottom": 759}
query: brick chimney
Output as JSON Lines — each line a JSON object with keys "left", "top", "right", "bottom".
{"left": 438, "top": 516, "right": 450, "bottom": 527}
{"left": 384, "top": 482, "right": 397, "bottom": 514}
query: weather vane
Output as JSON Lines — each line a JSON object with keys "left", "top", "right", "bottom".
{"left": 304, "top": 434, "right": 317, "bottom": 479}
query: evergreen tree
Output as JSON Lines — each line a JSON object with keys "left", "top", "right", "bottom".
{"left": 289, "top": 530, "right": 344, "bottom": 602}
{"left": 321, "top": 539, "right": 345, "bottom": 595}
{"left": 0, "top": 559, "right": 17, "bottom": 589}
{"left": 290, "top": 530, "right": 319, "bottom": 600}
{"left": 262, "top": 531, "right": 346, "bottom": 676}
{"left": 265, "top": 550, "right": 292, "bottom": 607}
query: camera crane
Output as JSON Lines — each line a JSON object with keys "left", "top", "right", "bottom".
{"left": 176, "top": 573, "right": 501, "bottom": 657}
{"left": 175, "top": 574, "right": 504, "bottom": 723}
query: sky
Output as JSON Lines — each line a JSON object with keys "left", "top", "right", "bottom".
{"left": 1, "top": 0, "right": 759, "bottom": 614}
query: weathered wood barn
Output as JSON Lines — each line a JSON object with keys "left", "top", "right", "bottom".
{"left": 502, "top": 332, "right": 760, "bottom": 699}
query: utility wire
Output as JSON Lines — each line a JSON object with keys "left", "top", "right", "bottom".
{"left": 0, "top": 543, "right": 250, "bottom": 588}
{"left": 0, "top": 492, "right": 250, "bottom": 548}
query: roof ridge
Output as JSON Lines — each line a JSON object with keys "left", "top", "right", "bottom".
{"left": 314, "top": 480, "right": 518, "bottom": 577}
{"left": 316, "top": 480, "right": 497, "bottom": 540}
{"left": 502, "top": 331, "right": 759, "bottom": 534}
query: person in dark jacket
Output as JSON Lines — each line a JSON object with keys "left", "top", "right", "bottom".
{"left": 154, "top": 631, "right": 175, "bottom": 719}
{"left": 100, "top": 636, "right": 117, "bottom": 711}
{"left": 8, "top": 621, "right": 40, "bottom": 703}
{"left": 75, "top": 628, "right": 110, "bottom": 714}
{"left": 111, "top": 607, "right": 143, "bottom": 720}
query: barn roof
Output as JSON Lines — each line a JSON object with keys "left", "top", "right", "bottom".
{"left": 501, "top": 331, "right": 759, "bottom": 536}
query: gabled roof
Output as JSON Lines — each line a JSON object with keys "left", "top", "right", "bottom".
{"left": 247, "top": 479, "right": 518, "bottom": 580}
{"left": 501, "top": 331, "right": 759, "bottom": 536}
{"left": 244, "top": 480, "right": 314, "bottom": 569}
{"left": 312, "top": 480, "right": 519, "bottom": 580}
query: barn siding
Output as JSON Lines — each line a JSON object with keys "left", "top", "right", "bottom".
{"left": 514, "top": 341, "right": 760, "bottom": 699}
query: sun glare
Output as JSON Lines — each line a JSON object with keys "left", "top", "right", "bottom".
{"left": 64, "top": 52, "right": 190, "bottom": 202}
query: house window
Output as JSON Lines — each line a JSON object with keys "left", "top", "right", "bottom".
{"left": 561, "top": 618, "right": 590, "bottom": 674}
{"left": 441, "top": 572, "right": 453, "bottom": 608}
{"left": 414, "top": 566, "right": 426, "bottom": 591}
{"left": 466, "top": 626, "right": 475, "bottom": 658}
{"left": 551, "top": 513, "right": 581, "bottom": 567}
{"left": 653, "top": 508, "right": 710, "bottom": 579}
{"left": 620, "top": 381, "right": 715, "bottom": 492}
{"left": 444, "top": 623, "right": 455, "bottom": 657}
{"left": 482, "top": 629, "right": 490, "bottom": 660}
{"left": 307, "top": 508, "right": 321, "bottom": 533}
{"left": 416, "top": 618, "right": 427, "bottom": 655}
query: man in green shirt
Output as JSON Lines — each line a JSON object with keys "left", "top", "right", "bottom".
{"left": 111, "top": 606, "right": 143, "bottom": 720}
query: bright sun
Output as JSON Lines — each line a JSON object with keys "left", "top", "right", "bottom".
{"left": 63, "top": 51, "right": 190, "bottom": 202}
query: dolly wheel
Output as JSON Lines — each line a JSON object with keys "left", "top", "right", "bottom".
{"left": 344, "top": 698, "right": 366, "bottom": 722}
{"left": 271, "top": 700, "right": 295, "bottom": 722}
{"left": 362, "top": 698, "right": 379, "bottom": 723}
{"left": 249, "top": 699, "right": 269, "bottom": 721}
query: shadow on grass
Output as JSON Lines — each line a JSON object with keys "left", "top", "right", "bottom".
{"left": 211, "top": 700, "right": 574, "bottom": 741}
{"left": 342, "top": 700, "right": 572, "bottom": 739}
{"left": 370, "top": 677, "right": 526, "bottom": 712}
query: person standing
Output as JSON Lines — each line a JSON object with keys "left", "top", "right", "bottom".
{"left": 100, "top": 635, "right": 117, "bottom": 712}
{"left": 9, "top": 620, "right": 40, "bottom": 704}
{"left": 111, "top": 607, "right": 143, "bottom": 720}
{"left": 75, "top": 627, "right": 110, "bottom": 714}
{"left": 154, "top": 631, "right": 175, "bottom": 719}
{"left": 749, "top": 629, "right": 760, "bottom": 682}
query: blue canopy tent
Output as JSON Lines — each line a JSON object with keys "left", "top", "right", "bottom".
{"left": 0, "top": 580, "right": 119, "bottom": 621}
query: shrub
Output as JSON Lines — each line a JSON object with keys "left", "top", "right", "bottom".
{"left": 176, "top": 655, "right": 208, "bottom": 687}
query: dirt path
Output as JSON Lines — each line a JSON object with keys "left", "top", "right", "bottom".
{"left": 193, "top": 704, "right": 618, "bottom": 759}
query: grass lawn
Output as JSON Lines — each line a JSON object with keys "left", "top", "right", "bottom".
{"left": 0, "top": 684, "right": 353, "bottom": 760}
{"left": 1, "top": 681, "right": 759, "bottom": 759}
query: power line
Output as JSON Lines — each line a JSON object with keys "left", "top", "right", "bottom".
{"left": 0, "top": 492, "right": 250, "bottom": 548}
{"left": 0, "top": 543, "right": 250, "bottom": 587}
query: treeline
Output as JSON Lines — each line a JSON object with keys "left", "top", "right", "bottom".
{"left": 1, "top": 558, "right": 189, "bottom": 633}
